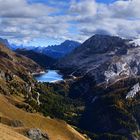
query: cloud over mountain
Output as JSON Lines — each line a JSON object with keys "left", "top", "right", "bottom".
{"left": 0, "top": 0, "right": 139, "bottom": 45}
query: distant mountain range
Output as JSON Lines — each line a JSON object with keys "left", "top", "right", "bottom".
{"left": 0, "top": 37, "right": 81, "bottom": 68}
{"left": 10, "top": 44, "right": 35, "bottom": 50}
{"left": 29, "top": 40, "right": 81, "bottom": 59}
{"left": 10, "top": 40, "right": 81, "bottom": 59}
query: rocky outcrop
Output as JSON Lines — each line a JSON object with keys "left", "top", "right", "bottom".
{"left": 0, "top": 70, "right": 5, "bottom": 79}
{"left": 0, "top": 70, "right": 13, "bottom": 82}
{"left": 35, "top": 92, "right": 40, "bottom": 106}
{"left": 27, "top": 128, "right": 49, "bottom": 140}
{"left": 126, "top": 83, "right": 140, "bottom": 99}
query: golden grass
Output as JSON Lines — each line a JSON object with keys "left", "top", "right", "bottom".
{"left": 0, "top": 123, "right": 29, "bottom": 140}
{"left": 0, "top": 95, "right": 86, "bottom": 140}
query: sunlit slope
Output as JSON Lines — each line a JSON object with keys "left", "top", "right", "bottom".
{"left": 0, "top": 95, "right": 86, "bottom": 140}
{"left": 0, "top": 123, "right": 29, "bottom": 140}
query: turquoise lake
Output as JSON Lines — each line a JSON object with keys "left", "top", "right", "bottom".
{"left": 34, "top": 70, "right": 63, "bottom": 83}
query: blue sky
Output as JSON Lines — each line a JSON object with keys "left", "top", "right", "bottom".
{"left": 0, "top": 0, "right": 140, "bottom": 47}
{"left": 96, "top": 0, "right": 116, "bottom": 3}
{"left": 29, "top": 0, "right": 116, "bottom": 4}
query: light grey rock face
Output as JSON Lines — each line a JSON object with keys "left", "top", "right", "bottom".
{"left": 36, "top": 92, "right": 40, "bottom": 105}
{"left": 27, "top": 128, "right": 49, "bottom": 140}
{"left": 58, "top": 35, "right": 140, "bottom": 84}
{"left": 104, "top": 46, "right": 140, "bottom": 83}
{"left": 126, "top": 83, "right": 140, "bottom": 99}
{"left": 0, "top": 70, "right": 5, "bottom": 79}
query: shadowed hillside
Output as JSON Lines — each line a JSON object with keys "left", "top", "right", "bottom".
{"left": 16, "top": 49, "right": 56, "bottom": 68}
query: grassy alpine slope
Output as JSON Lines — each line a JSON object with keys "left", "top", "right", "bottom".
{"left": 0, "top": 41, "right": 87, "bottom": 140}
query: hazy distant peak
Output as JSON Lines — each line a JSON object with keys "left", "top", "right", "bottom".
{"left": 0, "top": 38, "right": 10, "bottom": 48}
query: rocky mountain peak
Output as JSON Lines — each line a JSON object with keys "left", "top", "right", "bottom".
{"left": 80, "top": 34, "right": 131, "bottom": 55}
{"left": 61, "top": 40, "right": 81, "bottom": 47}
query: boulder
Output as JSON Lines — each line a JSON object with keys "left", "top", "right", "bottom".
{"left": 27, "top": 128, "right": 49, "bottom": 140}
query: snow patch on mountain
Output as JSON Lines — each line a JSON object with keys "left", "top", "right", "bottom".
{"left": 126, "top": 83, "right": 140, "bottom": 99}
{"left": 104, "top": 62, "right": 130, "bottom": 83}
{"left": 129, "top": 39, "right": 140, "bottom": 47}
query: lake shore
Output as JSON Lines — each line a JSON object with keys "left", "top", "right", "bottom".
{"left": 32, "top": 70, "right": 46, "bottom": 76}
{"left": 34, "top": 70, "right": 64, "bottom": 83}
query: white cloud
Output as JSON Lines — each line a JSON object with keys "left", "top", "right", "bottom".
{"left": 0, "top": 0, "right": 54, "bottom": 18}
{"left": 69, "top": 0, "right": 140, "bottom": 40}
{"left": 0, "top": 0, "right": 140, "bottom": 45}
{"left": 110, "top": 0, "right": 140, "bottom": 18}
{"left": 0, "top": 0, "right": 70, "bottom": 44}
{"left": 69, "top": 0, "right": 97, "bottom": 16}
